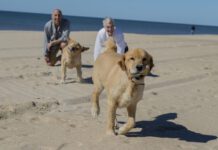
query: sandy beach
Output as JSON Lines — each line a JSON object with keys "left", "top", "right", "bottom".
{"left": 0, "top": 30, "right": 218, "bottom": 150}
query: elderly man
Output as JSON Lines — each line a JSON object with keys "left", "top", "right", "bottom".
{"left": 43, "top": 9, "right": 70, "bottom": 66}
{"left": 93, "top": 17, "right": 128, "bottom": 61}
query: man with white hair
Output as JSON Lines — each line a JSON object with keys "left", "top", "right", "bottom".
{"left": 93, "top": 17, "right": 128, "bottom": 61}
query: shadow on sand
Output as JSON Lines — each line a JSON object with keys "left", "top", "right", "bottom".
{"left": 122, "top": 113, "right": 217, "bottom": 143}
{"left": 82, "top": 77, "right": 93, "bottom": 84}
{"left": 147, "top": 72, "right": 159, "bottom": 78}
{"left": 82, "top": 64, "right": 93, "bottom": 68}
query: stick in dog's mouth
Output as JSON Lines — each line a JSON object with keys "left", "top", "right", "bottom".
{"left": 131, "top": 69, "right": 149, "bottom": 77}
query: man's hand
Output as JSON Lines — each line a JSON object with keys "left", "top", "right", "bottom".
{"left": 47, "top": 40, "right": 61, "bottom": 51}
{"left": 47, "top": 42, "right": 53, "bottom": 51}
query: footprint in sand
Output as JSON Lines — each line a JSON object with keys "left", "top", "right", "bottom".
{"left": 56, "top": 143, "right": 68, "bottom": 150}
{"left": 40, "top": 71, "right": 52, "bottom": 77}
{"left": 213, "top": 145, "right": 218, "bottom": 150}
{"left": 0, "top": 137, "right": 5, "bottom": 141}
{"left": 17, "top": 75, "right": 24, "bottom": 79}
{"left": 0, "top": 126, "right": 8, "bottom": 130}
{"left": 177, "top": 144, "right": 197, "bottom": 149}
{"left": 69, "top": 124, "right": 76, "bottom": 128}
{"left": 21, "top": 144, "right": 55, "bottom": 150}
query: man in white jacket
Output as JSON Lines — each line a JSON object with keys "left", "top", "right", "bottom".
{"left": 94, "top": 17, "right": 128, "bottom": 61}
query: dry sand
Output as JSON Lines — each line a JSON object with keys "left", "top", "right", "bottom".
{"left": 0, "top": 31, "right": 218, "bottom": 150}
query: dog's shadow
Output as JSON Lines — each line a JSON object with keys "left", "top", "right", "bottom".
{"left": 121, "top": 113, "right": 217, "bottom": 143}
{"left": 147, "top": 72, "right": 159, "bottom": 77}
{"left": 61, "top": 77, "right": 93, "bottom": 84}
{"left": 82, "top": 77, "right": 93, "bottom": 84}
{"left": 61, "top": 80, "right": 77, "bottom": 84}
{"left": 82, "top": 64, "right": 93, "bottom": 68}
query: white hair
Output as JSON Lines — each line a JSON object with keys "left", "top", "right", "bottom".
{"left": 52, "top": 9, "right": 62, "bottom": 16}
{"left": 103, "top": 17, "right": 115, "bottom": 27}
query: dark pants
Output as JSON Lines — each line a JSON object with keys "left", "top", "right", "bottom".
{"left": 124, "top": 46, "right": 129, "bottom": 53}
{"left": 45, "top": 45, "right": 61, "bottom": 66}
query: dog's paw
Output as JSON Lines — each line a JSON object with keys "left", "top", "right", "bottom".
{"left": 106, "top": 130, "right": 116, "bottom": 136}
{"left": 115, "top": 118, "right": 119, "bottom": 129}
{"left": 76, "top": 78, "right": 84, "bottom": 83}
{"left": 60, "top": 80, "right": 66, "bottom": 84}
{"left": 91, "top": 106, "right": 100, "bottom": 118}
{"left": 118, "top": 124, "right": 128, "bottom": 135}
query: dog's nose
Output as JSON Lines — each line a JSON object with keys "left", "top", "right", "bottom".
{"left": 136, "top": 65, "right": 143, "bottom": 71}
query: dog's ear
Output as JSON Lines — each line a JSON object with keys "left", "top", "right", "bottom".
{"left": 143, "top": 53, "right": 154, "bottom": 76}
{"left": 118, "top": 55, "right": 126, "bottom": 71}
{"left": 148, "top": 55, "right": 154, "bottom": 72}
{"left": 81, "top": 46, "right": 89, "bottom": 52}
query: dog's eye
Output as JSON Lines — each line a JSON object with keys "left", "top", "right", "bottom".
{"left": 71, "top": 47, "right": 77, "bottom": 51}
{"left": 143, "top": 58, "right": 147, "bottom": 61}
{"left": 68, "top": 47, "right": 76, "bottom": 51}
{"left": 130, "top": 57, "right": 135, "bottom": 61}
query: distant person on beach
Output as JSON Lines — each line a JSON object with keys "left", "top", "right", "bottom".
{"left": 191, "top": 25, "right": 196, "bottom": 35}
{"left": 93, "top": 17, "right": 128, "bottom": 61}
{"left": 43, "top": 9, "right": 70, "bottom": 66}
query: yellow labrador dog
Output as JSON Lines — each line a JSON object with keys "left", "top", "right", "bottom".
{"left": 61, "top": 39, "right": 89, "bottom": 83}
{"left": 91, "top": 38, "right": 153, "bottom": 135}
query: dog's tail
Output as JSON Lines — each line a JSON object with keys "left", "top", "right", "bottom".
{"left": 104, "top": 37, "right": 117, "bottom": 52}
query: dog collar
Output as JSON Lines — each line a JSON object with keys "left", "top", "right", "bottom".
{"left": 131, "top": 75, "right": 145, "bottom": 85}
{"left": 126, "top": 70, "right": 145, "bottom": 85}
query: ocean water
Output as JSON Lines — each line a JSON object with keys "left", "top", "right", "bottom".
{"left": 0, "top": 10, "right": 218, "bottom": 35}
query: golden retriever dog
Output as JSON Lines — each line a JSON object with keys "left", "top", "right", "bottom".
{"left": 91, "top": 38, "right": 153, "bottom": 135}
{"left": 61, "top": 39, "right": 89, "bottom": 83}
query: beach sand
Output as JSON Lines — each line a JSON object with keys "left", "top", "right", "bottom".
{"left": 0, "top": 31, "right": 218, "bottom": 150}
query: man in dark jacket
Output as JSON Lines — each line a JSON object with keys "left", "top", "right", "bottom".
{"left": 43, "top": 9, "right": 70, "bottom": 66}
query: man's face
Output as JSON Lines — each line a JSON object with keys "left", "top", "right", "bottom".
{"left": 52, "top": 10, "right": 62, "bottom": 26}
{"left": 104, "top": 22, "right": 114, "bottom": 36}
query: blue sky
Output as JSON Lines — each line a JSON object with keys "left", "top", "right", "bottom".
{"left": 0, "top": 0, "right": 217, "bottom": 26}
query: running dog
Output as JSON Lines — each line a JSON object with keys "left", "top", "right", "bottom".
{"left": 91, "top": 38, "right": 153, "bottom": 135}
{"left": 61, "top": 39, "right": 89, "bottom": 83}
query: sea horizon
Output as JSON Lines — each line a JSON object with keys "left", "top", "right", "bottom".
{"left": 1, "top": 10, "right": 218, "bottom": 35}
